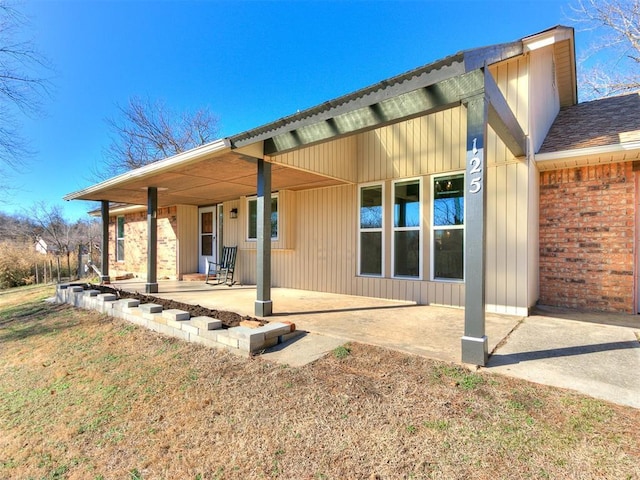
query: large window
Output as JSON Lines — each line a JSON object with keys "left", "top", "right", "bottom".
{"left": 393, "top": 179, "right": 421, "bottom": 278}
{"left": 247, "top": 195, "right": 278, "bottom": 240}
{"left": 116, "top": 216, "right": 125, "bottom": 262}
{"left": 359, "top": 184, "right": 383, "bottom": 276}
{"left": 432, "top": 173, "right": 464, "bottom": 280}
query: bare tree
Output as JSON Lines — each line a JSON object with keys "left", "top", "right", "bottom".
{"left": 100, "top": 96, "right": 220, "bottom": 177}
{"left": 0, "top": 1, "right": 50, "bottom": 190}
{"left": 28, "top": 202, "right": 78, "bottom": 279}
{"left": 570, "top": 0, "right": 640, "bottom": 99}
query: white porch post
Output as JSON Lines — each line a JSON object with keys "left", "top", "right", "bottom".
{"left": 100, "top": 200, "right": 110, "bottom": 284}
{"left": 462, "top": 95, "right": 489, "bottom": 366}
{"left": 146, "top": 187, "right": 158, "bottom": 294}
{"left": 255, "top": 158, "right": 273, "bottom": 316}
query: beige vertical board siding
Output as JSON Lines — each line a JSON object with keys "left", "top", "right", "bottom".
{"left": 356, "top": 107, "right": 466, "bottom": 183}
{"left": 505, "top": 162, "right": 518, "bottom": 310}
{"left": 525, "top": 45, "right": 559, "bottom": 152}
{"left": 527, "top": 161, "right": 540, "bottom": 309}
{"left": 269, "top": 136, "right": 357, "bottom": 182}
{"left": 482, "top": 55, "right": 535, "bottom": 315}
{"left": 485, "top": 159, "right": 531, "bottom": 315}
{"left": 489, "top": 57, "right": 530, "bottom": 135}
{"left": 176, "top": 205, "right": 198, "bottom": 277}
{"left": 222, "top": 199, "right": 240, "bottom": 247}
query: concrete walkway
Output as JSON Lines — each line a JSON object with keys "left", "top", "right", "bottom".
{"left": 486, "top": 308, "right": 640, "bottom": 409}
{"left": 111, "top": 280, "right": 640, "bottom": 408}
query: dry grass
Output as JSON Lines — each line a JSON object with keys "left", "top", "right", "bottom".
{"left": 1, "top": 285, "right": 639, "bottom": 480}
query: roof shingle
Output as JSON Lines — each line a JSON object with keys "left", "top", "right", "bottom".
{"left": 539, "top": 92, "right": 640, "bottom": 153}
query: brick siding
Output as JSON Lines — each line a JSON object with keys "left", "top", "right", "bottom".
{"left": 108, "top": 206, "right": 178, "bottom": 279}
{"left": 539, "top": 163, "right": 636, "bottom": 313}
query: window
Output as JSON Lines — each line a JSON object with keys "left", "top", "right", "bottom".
{"left": 247, "top": 195, "right": 278, "bottom": 240}
{"left": 359, "top": 184, "right": 384, "bottom": 276}
{"left": 116, "top": 216, "right": 125, "bottom": 262}
{"left": 393, "top": 179, "right": 421, "bottom": 278}
{"left": 432, "top": 173, "right": 464, "bottom": 280}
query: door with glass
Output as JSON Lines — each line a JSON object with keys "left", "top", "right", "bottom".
{"left": 199, "top": 207, "right": 216, "bottom": 273}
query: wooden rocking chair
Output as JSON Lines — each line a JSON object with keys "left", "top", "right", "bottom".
{"left": 205, "top": 246, "right": 237, "bottom": 286}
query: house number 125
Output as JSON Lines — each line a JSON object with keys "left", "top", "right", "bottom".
{"left": 469, "top": 138, "right": 482, "bottom": 194}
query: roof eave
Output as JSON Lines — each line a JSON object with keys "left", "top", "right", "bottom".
{"left": 535, "top": 141, "right": 640, "bottom": 169}
{"left": 65, "top": 138, "right": 232, "bottom": 202}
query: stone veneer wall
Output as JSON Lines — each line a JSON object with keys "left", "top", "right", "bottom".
{"left": 108, "top": 206, "right": 178, "bottom": 279}
{"left": 539, "top": 162, "right": 636, "bottom": 313}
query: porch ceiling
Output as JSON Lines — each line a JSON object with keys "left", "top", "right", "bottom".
{"left": 69, "top": 151, "right": 345, "bottom": 207}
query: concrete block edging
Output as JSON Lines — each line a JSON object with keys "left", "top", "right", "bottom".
{"left": 54, "top": 284, "right": 295, "bottom": 355}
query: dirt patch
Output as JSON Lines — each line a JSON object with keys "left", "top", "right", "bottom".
{"left": 83, "top": 283, "right": 265, "bottom": 328}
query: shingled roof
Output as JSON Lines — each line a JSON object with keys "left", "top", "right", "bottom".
{"left": 539, "top": 92, "right": 640, "bottom": 153}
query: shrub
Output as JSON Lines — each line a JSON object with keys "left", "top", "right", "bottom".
{"left": 0, "top": 241, "right": 39, "bottom": 288}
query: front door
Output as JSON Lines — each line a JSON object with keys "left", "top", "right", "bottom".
{"left": 199, "top": 206, "right": 216, "bottom": 273}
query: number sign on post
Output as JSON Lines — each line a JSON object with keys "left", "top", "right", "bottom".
{"left": 469, "top": 138, "right": 482, "bottom": 194}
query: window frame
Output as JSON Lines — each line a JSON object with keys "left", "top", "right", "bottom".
{"left": 391, "top": 177, "right": 423, "bottom": 280}
{"left": 246, "top": 193, "right": 279, "bottom": 242}
{"left": 358, "top": 182, "right": 385, "bottom": 277}
{"left": 116, "top": 215, "right": 125, "bottom": 263}
{"left": 430, "top": 171, "right": 465, "bottom": 282}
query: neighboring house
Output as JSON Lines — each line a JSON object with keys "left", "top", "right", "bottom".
{"left": 65, "top": 25, "right": 640, "bottom": 362}
{"left": 35, "top": 238, "right": 48, "bottom": 255}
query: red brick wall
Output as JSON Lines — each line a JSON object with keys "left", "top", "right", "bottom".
{"left": 108, "top": 206, "right": 178, "bottom": 279}
{"left": 539, "top": 163, "right": 636, "bottom": 313}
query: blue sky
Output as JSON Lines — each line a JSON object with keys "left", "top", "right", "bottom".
{"left": 6, "top": 0, "right": 582, "bottom": 221}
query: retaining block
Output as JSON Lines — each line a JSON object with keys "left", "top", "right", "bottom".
{"left": 162, "top": 309, "right": 190, "bottom": 321}
{"left": 139, "top": 303, "right": 163, "bottom": 314}
{"left": 215, "top": 332, "right": 239, "bottom": 349}
{"left": 190, "top": 316, "right": 222, "bottom": 330}
{"left": 96, "top": 293, "right": 117, "bottom": 302}
{"left": 166, "top": 319, "right": 185, "bottom": 329}
{"left": 259, "top": 322, "right": 295, "bottom": 340}
{"left": 180, "top": 322, "right": 199, "bottom": 336}
{"left": 83, "top": 289, "right": 101, "bottom": 297}
{"left": 113, "top": 299, "right": 141, "bottom": 310}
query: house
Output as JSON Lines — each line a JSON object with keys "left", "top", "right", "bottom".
{"left": 64, "top": 25, "right": 640, "bottom": 365}
{"left": 35, "top": 237, "right": 48, "bottom": 255}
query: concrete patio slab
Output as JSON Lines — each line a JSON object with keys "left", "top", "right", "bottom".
{"left": 487, "top": 312, "right": 640, "bottom": 408}
{"left": 110, "top": 279, "right": 520, "bottom": 365}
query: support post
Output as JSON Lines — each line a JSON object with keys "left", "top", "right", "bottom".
{"left": 462, "top": 95, "right": 489, "bottom": 366}
{"left": 100, "top": 200, "right": 110, "bottom": 284}
{"left": 255, "top": 158, "right": 273, "bottom": 316}
{"left": 146, "top": 187, "right": 158, "bottom": 294}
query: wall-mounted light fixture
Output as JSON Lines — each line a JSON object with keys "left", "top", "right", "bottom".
{"left": 229, "top": 208, "right": 238, "bottom": 219}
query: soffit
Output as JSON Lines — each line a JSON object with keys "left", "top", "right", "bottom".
{"left": 69, "top": 151, "right": 345, "bottom": 208}
{"left": 536, "top": 148, "right": 640, "bottom": 171}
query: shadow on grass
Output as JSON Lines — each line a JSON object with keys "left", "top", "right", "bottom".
{"left": 0, "top": 302, "right": 79, "bottom": 343}
{"left": 487, "top": 340, "right": 640, "bottom": 367}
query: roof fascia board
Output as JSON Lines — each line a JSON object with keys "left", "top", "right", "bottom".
{"left": 232, "top": 55, "right": 467, "bottom": 149}
{"left": 263, "top": 69, "right": 486, "bottom": 155}
{"left": 234, "top": 40, "right": 527, "bottom": 154}
{"left": 462, "top": 41, "right": 524, "bottom": 71}
{"left": 535, "top": 141, "right": 640, "bottom": 163}
{"left": 64, "top": 138, "right": 231, "bottom": 201}
{"left": 484, "top": 69, "right": 527, "bottom": 157}
{"left": 88, "top": 203, "right": 146, "bottom": 217}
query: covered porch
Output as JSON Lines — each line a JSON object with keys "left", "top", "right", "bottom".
{"left": 108, "top": 278, "right": 520, "bottom": 365}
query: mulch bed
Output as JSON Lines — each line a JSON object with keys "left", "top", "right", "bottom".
{"left": 81, "top": 283, "right": 264, "bottom": 329}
